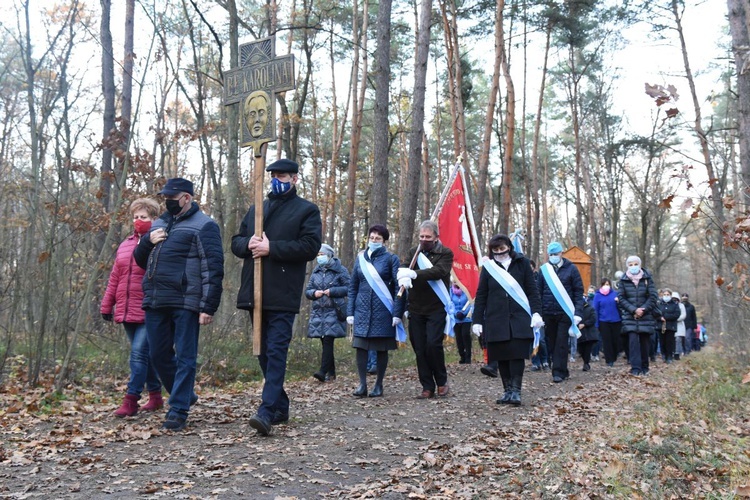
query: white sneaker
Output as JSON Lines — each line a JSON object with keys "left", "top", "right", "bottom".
{"left": 592, "top": 356, "right": 600, "bottom": 362}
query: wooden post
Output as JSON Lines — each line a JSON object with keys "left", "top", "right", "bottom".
{"left": 223, "top": 37, "right": 295, "bottom": 354}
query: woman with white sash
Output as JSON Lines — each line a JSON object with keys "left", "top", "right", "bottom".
{"left": 346, "top": 225, "right": 405, "bottom": 398}
{"left": 472, "top": 234, "right": 543, "bottom": 406}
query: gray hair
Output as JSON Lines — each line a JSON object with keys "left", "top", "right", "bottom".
{"left": 319, "top": 243, "right": 335, "bottom": 258}
{"left": 419, "top": 220, "right": 439, "bottom": 236}
{"left": 625, "top": 255, "right": 641, "bottom": 266}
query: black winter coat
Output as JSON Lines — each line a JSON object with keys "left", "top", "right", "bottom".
{"left": 231, "top": 187, "right": 322, "bottom": 313}
{"left": 134, "top": 202, "right": 224, "bottom": 315}
{"left": 682, "top": 301, "right": 698, "bottom": 332}
{"left": 473, "top": 254, "right": 541, "bottom": 343}
{"left": 655, "top": 298, "right": 682, "bottom": 332}
{"left": 305, "top": 258, "right": 350, "bottom": 339}
{"left": 404, "top": 242, "right": 454, "bottom": 315}
{"left": 536, "top": 258, "right": 584, "bottom": 317}
{"left": 617, "top": 270, "right": 658, "bottom": 334}
{"left": 577, "top": 302, "right": 600, "bottom": 344}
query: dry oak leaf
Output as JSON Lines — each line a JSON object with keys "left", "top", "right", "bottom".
{"left": 742, "top": 371, "right": 750, "bottom": 384}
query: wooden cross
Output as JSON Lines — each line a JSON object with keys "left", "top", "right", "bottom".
{"left": 223, "top": 36, "right": 295, "bottom": 354}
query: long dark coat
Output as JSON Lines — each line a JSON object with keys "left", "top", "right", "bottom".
{"left": 536, "top": 258, "right": 584, "bottom": 317}
{"left": 347, "top": 248, "right": 404, "bottom": 339}
{"left": 305, "top": 258, "right": 350, "bottom": 339}
{"left": 617, "top": 270, "right": 658, "bottom": 334}
{"left": 231, "top": 187, "right": 322, "bottom": 313}
{"left": 577, "top": 301, "right": 600, "bottom": 344}
{"left": 473, "top": 254, "right": 541, "bottom": 343}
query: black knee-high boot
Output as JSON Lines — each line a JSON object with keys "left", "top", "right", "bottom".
{"left": 496, "top": 361, "right": 512, "bottom": 404}
{"left": 353, "top": 348, "right": 367, "bottom": 397}
{"left": 369, "top": 351, "right": 387, "bottom": 397}
{"left": 509, "top": 359, "right": 524, "bottom": 406}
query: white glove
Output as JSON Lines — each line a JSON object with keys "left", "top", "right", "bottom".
{"left": 472, "top": 324, "right": 483, "bottom": 336}
{"left": 531, "top": 312, "right": 544, "bottom": 329}
{"left": 398, "top": 277, "right": 413, "bottom": 289}
{"left": 568, "top": 326, "right": 582, "bottom": 339}
{"left": 392, "top": 317, "right": 402, "bottom": 326}
{"left": 403, "top": 311, "right": 409, "bottom": 319}
{"left": 346, "top": 316, "right": 354, "bottom": 325}
{"left": 573, "top": 315, "right": 582, "bottom": 326}
{"left": 397, "top": 268, "right": 417, "bottom": 280}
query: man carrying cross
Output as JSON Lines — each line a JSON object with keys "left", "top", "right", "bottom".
{"left": 231, "top": 158, "right": 321, "bottom": 436}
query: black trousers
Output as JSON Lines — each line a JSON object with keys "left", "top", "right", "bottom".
{"left": 599, "top": 321, "right": 621, "bottom": 364}
{"left": 543, "top": 314, "right": 572, "bottom": 379}
{"left": 409, "top": 311, "right": 448, "bottom": 392}
{"left": 319, "top": 336, "right": 336, "bottom": 376}
{"left": 578, "top": 341, "right": 594, "bottom": 364}
{"left": 454, "top": 322, "right": 472, "bottom": 362}
{"left": 659, "top": 329, "right": 676, "bottom": 360}
{"left": 629, "top": 331, "right": 651, "bottom": 372}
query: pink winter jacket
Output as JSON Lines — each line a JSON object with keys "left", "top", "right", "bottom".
{"left": 100, "top": 233, "right": 146, "bottom": 323}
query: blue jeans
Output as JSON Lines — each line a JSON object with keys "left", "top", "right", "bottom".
{"left": 257, "top": 311, "right": 295, "bottom": 421}
{"left": 145, "top": 308, "right": 200, "bottom": 418}
{"left": 123, "top": 322, "right": 161, "bottom": 397}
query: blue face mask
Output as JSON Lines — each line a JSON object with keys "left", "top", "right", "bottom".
{"left": 316, "top": 255, "right": 329, "bottom": 266}
{"left": 549, "top": 255, "right": 561, "bottom": 265}
{"left": 271, "top": 177, "right": 291, "bottom": 195}
{"left": 368, "top": 242, "right": 383, "bottom": 252}
{"left": 662, "top": 296, "right": 671, "bottom": 302}
{"left": 628, "top": 265, "right": 641, "bottom": 275}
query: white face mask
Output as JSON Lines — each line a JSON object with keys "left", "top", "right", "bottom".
{"left": 662, "top": 296, "right": 671, "bottom": 302}
{"left": 549, "top": 255, "right": 561, "bottom": 265}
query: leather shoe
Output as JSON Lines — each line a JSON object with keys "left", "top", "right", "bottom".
{"left": 249, "top": 415, "right": 272, "bottom": 436}
{"left": 508, "top": 391, "right": 522, "bottom": 405}
{"left": 312, "top": 371, "right": 325, "bottom": 382}
{"left": 480, "top": 364, "right": 498, "bottom": 378}
{"left": 416, "top": 389, "right": 434, "bottom": 399}
{"left": 437, "top": 385, "right": 450, "bottom": 397}
{"left": 496, "top": 391, "right": 512, "bottom": 404}
{"left": 553, "top": 376, "right": 563, "bottom": 383}
{"left": 352, "top": 385, "right": 367, "bottom": 397}
{"left": 583, "top": 363, "right": 590, "bottom": 372}
{"left": 368, "top": 385, "right": 383, "bottom": 397}
{"left": 271, "top": 411, "right": 289, "bottom": 425}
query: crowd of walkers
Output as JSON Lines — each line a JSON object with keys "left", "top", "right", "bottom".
{"left": 100, "top": 171, "right": 704, "bottom": 433}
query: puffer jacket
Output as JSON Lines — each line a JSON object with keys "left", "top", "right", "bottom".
{"left": 134, "top": 202, "right": 224, "bottom": 315}
{"left": 537, "top": 258, "right": 584, "bottom": 317}
{"left": 577, "top": 301, "right": 600, "bottom": 344}
{"left": 451, "top": 291, "right": 473, "bottom": 323}
{"left": 618, "top": 270, "right": 658, "bottom": 334}
{"left": 675, "top": 301, "right": 687, "bottom": 337}
{"left": 655, "top": 297, "right": 682, "bottom": 332}
{"left": 305, "top": 258, "right": 350, "bottom": 339}
{"left": 473, "top": 254, "right": 541, "bottom": 343}
{"left": 348, "top": 247, "right": 405, "bottom": 339}
{"left": 100, "top": 232, "right": 146, "bottom": 323}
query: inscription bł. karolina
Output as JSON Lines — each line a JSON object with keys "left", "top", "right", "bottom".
{"left": 224, "top": 57, "right": 294, "bottom": 104}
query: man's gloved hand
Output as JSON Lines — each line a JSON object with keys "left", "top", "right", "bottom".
{"left": 472, "top": 324, "right": 483, "bottom": 336}
{"left": 392, "top": 317, "right": 402, "bottom": 327}
{"left": 530, "top": 312, "right": 544, "bottom": 329}
{"left": 397, "top": 268, "right": 417, "bottom": 281}
{"left": 102, "top": 313, "right": 113, "bottom": 322}
{"left": 398, "top": 277, "right": 413, "bottom": 289}
{"left": 573, "top": 315, "right": 582, "bottom": 326}
{"left": 346, "top": 316, "right": 354, "bottom": 325}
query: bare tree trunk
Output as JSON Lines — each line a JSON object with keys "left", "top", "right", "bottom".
{"left": 397, "top": 0, "right": 431, "bottom": 261}
{"left": 341, "top": 0, "right": 368, "bottom": 268}
{"left": 370, "top": 0, "right": 392, "bottom": 225}
{"left": 531, "top": 23, "right": 551, "bottom": 262}
{"left": 100, "top": 0, "right": 115, "bottom": 214}
{"left": 727, "top": 0, "right": 750, "bottom": 209}
{"left": 476, "top": 0, "right": 504, "bottom": 239}
{"left": 498, "top": 3, "right": 515, "bottom": 235}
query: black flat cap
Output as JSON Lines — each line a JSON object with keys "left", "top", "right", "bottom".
{"left": 158, "top": 178, "right": 194, "bottom": 196}
{"left": 266, "top": 158, "right": 299, "bottom": 174}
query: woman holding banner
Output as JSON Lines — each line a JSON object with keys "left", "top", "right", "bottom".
{"left": 472, "top": 234, "right": 543, "bottom": 406}
{"left": 346, "top": 225, "right": 405, "bottom": 398}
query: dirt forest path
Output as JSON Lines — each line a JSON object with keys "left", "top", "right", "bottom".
{"left": 1, "top": 358, "right": 679, "bottom": 499}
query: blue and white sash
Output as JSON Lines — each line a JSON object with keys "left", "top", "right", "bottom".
{"left": 540, "top": 262, "right": 581, "bottom": 338}
{"left": 483, "top": 260, "right": 541, "bottom": 349}
{"left": 416, "top": 253, "right": 456, "bottom": 337}
{"left": 358, "top": 252, "right": 406, "bottom": 342}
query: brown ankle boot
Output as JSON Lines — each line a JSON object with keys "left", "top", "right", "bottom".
{"left": 114, "top": 394, "right": 139, "bottom": 418}
{"left": 140, "top": 391, "right": 164, "bottom": 412}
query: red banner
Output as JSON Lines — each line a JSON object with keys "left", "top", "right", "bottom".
{"left": 437, "top": 169, "right": 481, "bottom": 299}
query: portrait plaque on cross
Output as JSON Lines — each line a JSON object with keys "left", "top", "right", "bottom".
{"left": 223, "top": 36, "right": 296, "bottom": 353}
